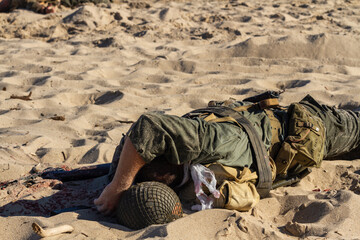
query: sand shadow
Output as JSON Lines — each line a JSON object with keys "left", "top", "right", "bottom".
{"left": 0, "top": 176, "right": 113, "bottom": 219}
{"left": 0, "top": 175, "right": 138, "bottom": 238}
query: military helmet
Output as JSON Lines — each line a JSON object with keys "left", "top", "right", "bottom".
{"left": 116, "top": 181, "right": 183, "bottom": 230}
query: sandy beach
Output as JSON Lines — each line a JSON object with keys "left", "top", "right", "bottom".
{"left": 0, "top": 0, "right": 360, "bottom": 239}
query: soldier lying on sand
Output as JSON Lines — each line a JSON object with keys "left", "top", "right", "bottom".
{"left": 0, "top": 0, "right": 108, "bottom": 14}
{"left": 94, "top": 93, "right": 360, "bottom": 215}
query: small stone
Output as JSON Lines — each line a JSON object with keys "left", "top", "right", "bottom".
{"left": 114, "top": 12, "right": 122, "bottom": 21}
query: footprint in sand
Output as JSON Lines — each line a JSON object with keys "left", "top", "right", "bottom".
{"left": 13, "top": 64, "right": 52, "bottom": 74}
{"left": 0, "top": 71, "right": 17, "bottom": 78}
{"left": 27, "top": 76, "right": 51, "bottom": 86}
{"left": 276, "top": 80, "right": 310, "bottom": 90}
{"left": 94, "top": 90, "right": 124, "bottom": 105}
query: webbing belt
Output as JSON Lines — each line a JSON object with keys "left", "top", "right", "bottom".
{"left": 187, "top": 106, "right": 273, "bottom": 198}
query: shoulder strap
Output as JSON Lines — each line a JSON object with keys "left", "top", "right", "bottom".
{"left": 186, "top": 106, "right": 272, "bottom": 198}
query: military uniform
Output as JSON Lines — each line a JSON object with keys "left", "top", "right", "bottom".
{"left": 108, "top": 95, "right": 360, "bottom": 211}
{"left": 0, "top": 0, "right": 108, "bottom": 13}
{"left": 300, "top": 95, "right": 360, "bottom": 159}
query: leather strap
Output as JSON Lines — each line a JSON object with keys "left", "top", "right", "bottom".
{"left": 232, "top": 98, "right": 280, "bottom": 112}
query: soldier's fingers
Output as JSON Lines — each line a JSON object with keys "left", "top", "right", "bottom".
{"left": 96, "top": 204, "right": 107, "bottom": 213}
{"left": 93, "top": 197, "right": 100, "bottom": 205}
{"left": 103, "top": 208, "right": 113, "bottom": 216}
{"left": 97, "top": 205, "right": 113, "bottom": 216}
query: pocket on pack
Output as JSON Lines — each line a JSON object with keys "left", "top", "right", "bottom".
{"left": 275, "top": 103, "right": 325, "bottom": 175}
{"left": 222, "top": 180, "right": 260, "bottom": 211}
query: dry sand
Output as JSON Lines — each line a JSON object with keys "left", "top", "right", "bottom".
{"left": 0, "top": 0, "right": 360, "bottom": 239}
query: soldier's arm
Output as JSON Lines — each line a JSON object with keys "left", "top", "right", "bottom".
{"left": 94, "top": 137, "right": 145, "bottom": 215}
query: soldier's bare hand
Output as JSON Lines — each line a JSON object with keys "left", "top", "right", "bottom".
{"left": 94, "top": 182, "right": 125, "bottom": 215}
